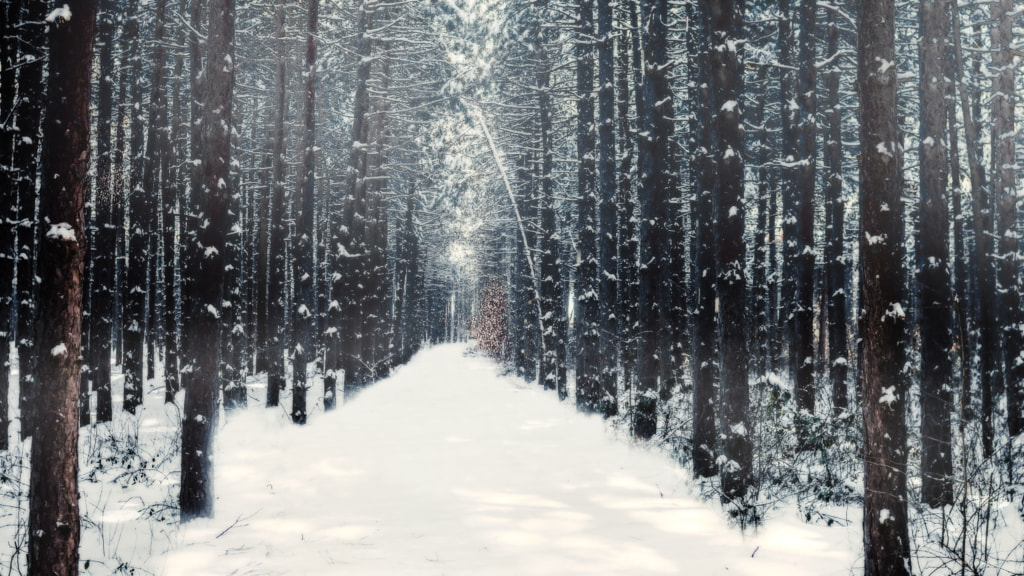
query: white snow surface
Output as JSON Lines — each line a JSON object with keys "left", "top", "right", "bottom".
{"left": 164, "top": 344, "right": 856, "bottom": 575}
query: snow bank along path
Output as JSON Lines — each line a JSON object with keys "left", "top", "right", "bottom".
{"left": 164, "top": 344, "right": 857, "bottom": 575}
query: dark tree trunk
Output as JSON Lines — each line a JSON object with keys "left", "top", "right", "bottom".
{"left": 89, "top": 0, "right": 117, "bottom": 424}
{"left": 952, "top": 0, "right": 996, "bottom": 457}
{"left": 823, "top": 5, "right": 848, "bottom": 415}
{"left": 180, "top": 0, "right": 234, "bottom": 520}
{"left": 691, "top": 1, "right": 717, "bottom": 477}
{"left": 179, "top": 0, "right": 206, "bottom": 399}
{"left": 616, "top": 2, "right": 639, "bottom": 414}
{"left": 634, "top": 0, "right": 674, "bottom": 439}
{"left": 945, "top": 2, "right": 970, "bottom": 445}
{"left": 858, "top": 0, "right": 911, "bottom": 570}
{"left": 291, "top": 0, "right": 318, "bottom": 424}
{"left": 595, "top": 0, "right": 617, "bottom": 417}
{"left": 575, "top": 0, "right": 600, "bottom": 412}
{"left": 534, "top": 15, "right": 566, "bottom": 399}
{"left": 341, "top": 1, "right": 373, "bottom": 401}
{"left": 990, "top": 0, "right": 1022, "bottom": 438}
{"left": 266, "top": 0, "right": 288, "bottom": 408}
{"left": 15, "top": 0, "right": 47, "bottom": 440}
{"left": 918, "top": 0, "right": 954, "bottom": 507}
{"left": 142, "top": 0, "right": 170, "bottom": 395}
{"left": 752, "top": 65, "right": 769, "bottom": 386}
{"left": 0, "top": 0, "right": 21, "bottom": 448}
{"left": 122, "top": 0, "right": 148, "bottom": 415}
{"left": 792, "top": 0, "right": 817, "bottom": 437}
{"left": 777, "top": 0, "right": 797, "bottom": 384}
{"left": 26, "top": 3, "right": 96, "bottom": 573}
{"left": 707, "top": 0, "right": 751, "bottom": 501}
{"left": 163, "top": 0, "right": 186, "bottom": 403}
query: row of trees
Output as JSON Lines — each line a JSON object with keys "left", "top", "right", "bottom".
{"left": 3, "top": 0, "right": 1024, "bottom": 573}
{"left": 454, "top": 0, "right": 1022, "bottom": 573}
{"left": 1, "top": 0, "right": 478, "bottom": 572}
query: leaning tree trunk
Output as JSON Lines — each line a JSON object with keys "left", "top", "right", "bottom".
{"left": 858, "top": 0, "right": 911, "bottom": 571}
{"left": 27, "top": 3, "right": 97, "bottom": 574}
{"left": 180, "top": 0, "right": 234, "bottom": 520}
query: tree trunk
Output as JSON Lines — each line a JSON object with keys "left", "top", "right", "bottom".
{"left": 691, "top": 0, "right": 717, "bottom": 476}
{"left": 266, "top": 0, "right": 288, "bottom": 408}
{"left": 0, "top": 0, "right": 22, "bottom": 449}
{"left": 595, "top": 0, "right": 617, "bottom": 417}
{"left": 180, "top": 0, "right": 234, "bottom": 520}
{"left": 575, "top": 0, "right": 600, "bottom": 412}
{"left": 823, "top": 5, "right": 848, "bottom": 415}
{"left": 15, "top": 0, "right": 47, "bottom": 440}
{"left": 122, "top": 0, "right": 149, "bottom": 414}
{"left": 707, "top": 0, "right": 751, "bottom": 501}
{"left": 27, "top": 3, "right": 97, "bottom": 573}
{"left": 634, "top": 0, "right": 674, "bottom": 439}
{"left": 858, "top": 0, "right": 911, "bottom": 570}
{"left": 990, "top": 0, "right": 1021, "bottom": 438}
{"left": 291, "top": 0, "right": 318, "bottom": 424}
{"left": 792, "top": 0, "right": 817, "bottom": 439}
{"left": 918, "top": 0, "right": 954, "bottom": 507}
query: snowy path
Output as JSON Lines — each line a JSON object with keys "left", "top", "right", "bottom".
{"left": 163, "top": 344, "right": 857, "bottom": 575}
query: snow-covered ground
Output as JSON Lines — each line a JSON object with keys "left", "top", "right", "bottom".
{"left": 162, "top": 344, "right": 860, "bottom": 576}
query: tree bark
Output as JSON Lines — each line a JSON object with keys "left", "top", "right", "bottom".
{"left": 575, "top": 0, "right": 600, "bottom": 412}
{"left": 595, "top": 0, "right": 617, "bottom": 417}
{"left": 858, "top": 0, "right": 911, "bottom": 570}
{"left": 691, "top": 0, "right": 717, "bottom": 476}
{"left": 918, "top": 0, "right": 954, "bottom": 507}
{"left": 180, "top": 0, "right": 234, "bottom": 520}
{"left": 266, "top": 0, "right": 288, "bottom": 408}
{"left": 27, "top": 3, "right": 97, "bottom": 573}
{"left": 706, "top": 0, "right": 750, "bottom": 501}
{"left": 291, "top": 0, "right": 318, "bottom": 424}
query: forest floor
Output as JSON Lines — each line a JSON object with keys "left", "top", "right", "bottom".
{"left": 158, "top": 344, "right": 859, "bottom": 575}
{"left": 3, "top": 343, "right": 1023, "bottom": 574}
